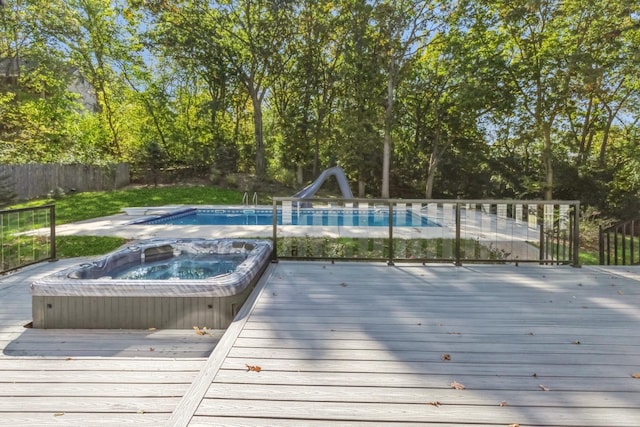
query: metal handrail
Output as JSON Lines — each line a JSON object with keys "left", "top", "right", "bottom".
{"left": 0, "top": 204, "right": 56, "bottom": 273}
{"left": 599, "top": 219, "right": 639, "bottom": 265}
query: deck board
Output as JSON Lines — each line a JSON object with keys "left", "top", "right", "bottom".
{"left": 185, "top": 262, "right": 640, "bottom": 426}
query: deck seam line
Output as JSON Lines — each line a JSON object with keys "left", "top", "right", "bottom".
{"left": 165, "top": 262, "right": 277, "bottom": 427}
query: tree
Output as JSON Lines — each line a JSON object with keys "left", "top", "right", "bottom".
{"left": 213, "top": 0, "right": 295, "bottom": 179}
{"left": 38, "top": 0, "right": 136, "bottom": 158}
{"left": 270, "top": 0, "right": 342, "bottom": 183}
{"left": 372, "top": 0, "right": 441, "bottom": 198}
{"left": 488, "top": 1, "right": 576, "bottom": 200}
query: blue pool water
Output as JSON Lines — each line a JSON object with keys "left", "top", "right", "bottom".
{"left": 136, "top": 208, "right": 440, "bottom": 227}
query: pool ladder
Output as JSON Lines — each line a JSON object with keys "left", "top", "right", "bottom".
{"left": 242, "top": 191, "right": 258, "bottom": 207}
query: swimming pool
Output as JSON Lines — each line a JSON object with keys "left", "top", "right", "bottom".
{"left": 134, "top": 207, "right": 440, "bottom": 227}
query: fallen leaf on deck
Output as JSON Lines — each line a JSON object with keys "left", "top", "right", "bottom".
{"left": 246, "top": 364, "right": 262, "bottom": 372}
{"left": 427, "top": 401, "right": 441, "bottom": 407}
{"left": 149, "top": 347, "right": 155, "bottom": 352}
{"left": 450, "top": 381, "right": 465, "bottom": 390}
{"left": 54, "top": 413, "right": 64, "bottom": 417}
{"left": 65, "top": 357, "right": 72, "bottom": 361}
{"left": 340, "top": 282, "right": 348, "bottom": 287}
{"left": 441, "top": 353, "right": 451, "bottom": 361}
{"left": 539, "top": 384, "right": 550, "bottom": 391}
{"left": 137, "top": 409, "right": 145, "bottom": 414}
{"left": 193, "top": 326, "right": 208, "bottom": 335}
{"left": 148, "top": 327, "right": 156, "bottom": 331}
{"left": 631, "top": 373, "right": 640, "bottom": 379}
{"left": 500, "top": 401, "right": 508, "bottom": 407}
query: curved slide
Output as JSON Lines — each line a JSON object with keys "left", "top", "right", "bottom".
{"left": 292, "top": 166, "right": 353, "bottom": 199}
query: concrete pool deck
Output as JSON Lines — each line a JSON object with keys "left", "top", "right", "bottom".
{"left": 55, "top": 207, "right": 275, "bottom": 239}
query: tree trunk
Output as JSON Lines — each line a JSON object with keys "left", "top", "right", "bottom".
{"left": 598, "top": 113, "right": 614, "bottom": 167}
{"left": 542, "top": 122, "right": 553, "bottom": 200}
{"left": 381, "top": 70, "right": 394, "bottom": 199}
{"left": 296, "top": 164, "right": 304, "bottom": 185}
{"left": 576, "top": 96, "right": 593, "bottom": 166}
{"left": 250, "top": 91, "right": 266, "bottom": 178}
{"left": 425, "top": 152, "right": 437, "bottom": 199}
{"left": 358, "top": 174, "right": 366, "bottom": 197}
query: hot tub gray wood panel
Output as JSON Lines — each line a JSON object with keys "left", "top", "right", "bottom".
{"left": 32, "top": 282, "right": 254, "bottom": 329}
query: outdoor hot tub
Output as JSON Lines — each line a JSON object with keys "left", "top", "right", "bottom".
{"left": 31, "top": 238, "right": 273, "bottom": 329}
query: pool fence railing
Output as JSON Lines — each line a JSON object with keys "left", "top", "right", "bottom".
{"left": 0, "top": 204, "right": 56, "bottom": 274}
{"left": 271, "top": 198, "right": 580, "bottom": 267}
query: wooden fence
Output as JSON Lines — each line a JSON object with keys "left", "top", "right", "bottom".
{"left": 0, "top": 163, "right": 130, "bottom": 200}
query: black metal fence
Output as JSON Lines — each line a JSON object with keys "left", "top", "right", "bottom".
{"left": 271, "top": 198, "right": 581, "bottom": 266}
{"left": 599, "top": 219, "right": 640, "bottom": 265}
{"left": 0, "top": 205, "right": 56, "bottom": 273}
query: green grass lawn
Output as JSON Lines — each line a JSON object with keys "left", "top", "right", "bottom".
{"left": 9, "top": 185, "right": 246, "bottom": 259}
{"left": 11, "top": 185, "right": 245, "bottom": 224}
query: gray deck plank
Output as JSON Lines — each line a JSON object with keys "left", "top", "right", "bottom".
{"left": 204, "top": 383, "right": 640, "bottom": 407}
{"left": 194, "top": 399, "right": 640, "bottom": 426}
{"left": 0, "top": 413, "right": 169, "bottom": 426}
{"left": 0, "top": 383, "right": 190, "bottom": 397}
{"left": 0, "top": 396, "right": 180, "bottom": 413}
{"left": 217, "top": 356, "right": 639, "bottom": 377}
{"left": 189, "top": 418, "right": 496, "bottom": 427}
{"left": 211, "top": 369, "right": 640, "bottom": 392}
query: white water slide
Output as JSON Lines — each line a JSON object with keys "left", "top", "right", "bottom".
{"left": 292, "top": 166, "right": 354, "bottom": 200}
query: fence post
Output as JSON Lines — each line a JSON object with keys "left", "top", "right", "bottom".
{"left": 598, "top": 225, "right": 604, "bottom": 265}
{"left": 572, "top": 202, "right": 580, "bottom": 267}
{"left": 454, "top": 202, "right": 462, "bottom": 266}
{"left": 538, "top": 204, "right": 545, "bottom": 264}
{"left": 271, "top": 199, "right": 278, "bottom": 263}
{"left": 387, "top": 201, "right": 394, "bottom": 266}
{"left": 49, "top": 204, "right": 57, "bottom": 262}
{"left": 631, "top": 220, "right": 636, "bottom": 265}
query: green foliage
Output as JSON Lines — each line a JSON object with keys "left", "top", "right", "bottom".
{"left": 275, "top": 236, "right": 513, "bottom": 261}
{"left": 55, "top": 235, "right": 127, "bottom": 258}
{"left": 1, "top": 0, "right": 640, "bottom": 216}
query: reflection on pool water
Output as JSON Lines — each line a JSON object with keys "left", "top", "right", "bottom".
{"left": 114, "top": 254, "right": 246, "bottom": 280}
{"left": 135, "top": 208, "right": 440, "bottom": 227}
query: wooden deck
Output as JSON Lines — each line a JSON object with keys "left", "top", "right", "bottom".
{"left": 2, "top": 260, "right": 640, "bottom": 426}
